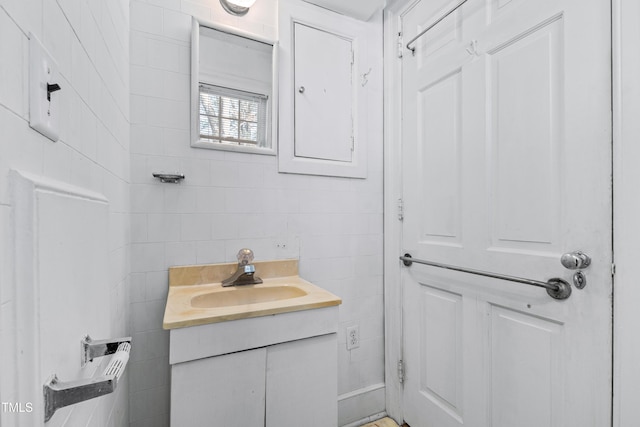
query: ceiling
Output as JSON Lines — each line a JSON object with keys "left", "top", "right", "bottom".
{"left": 301, "top": 0, "right": 388, "bottom": 21}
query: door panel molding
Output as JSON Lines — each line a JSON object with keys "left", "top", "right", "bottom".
{"left": 487, "top": 17, "right": 563, "bottom": 251}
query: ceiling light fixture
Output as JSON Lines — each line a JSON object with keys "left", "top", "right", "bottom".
{"left": 219, "top": 0, "right": 257, "bottom": 16}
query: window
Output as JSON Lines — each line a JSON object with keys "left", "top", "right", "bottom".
{"left": 191, "top": 19, "right": 276, "bottom": 155}
{"left": 199, "top": 84, "right": 268, "bottom": 148}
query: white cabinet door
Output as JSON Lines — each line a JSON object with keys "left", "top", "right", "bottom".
{"left": 278, "top": 0, "right": 374, "bottom": 179}
{"left": 171, "top": 348, "right": 267, "bottom": 427}
{"left": 170, "top": 334, "right": 338, "bottom": 427}
{"left": 400, "top": 0, "right": 612, "bottom": 426}
{"left": 294, "top": 23, "right": 354, "bottom": 162}
{"left": 266, "top": 334, "right": 338, "bottom": 427}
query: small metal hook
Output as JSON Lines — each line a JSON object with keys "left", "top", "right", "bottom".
{"left": 465, "top": 40, "right": 478, "bottom": 57}
{"left": 361, "top": 68, "right": 372, "bottom": 87}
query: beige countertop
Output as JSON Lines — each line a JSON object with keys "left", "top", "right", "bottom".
{"left": 163, "top": 260, "right": 341, "bottom": 329}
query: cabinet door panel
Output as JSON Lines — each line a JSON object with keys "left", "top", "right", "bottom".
{"left": 171, "top": 348, "right": 267, "bottom": 427}
{"left": 294, "top": 23, "right": 354, "bottom": 162}
{"left": 266, "top": 334, "right": 338, "bottom": 427}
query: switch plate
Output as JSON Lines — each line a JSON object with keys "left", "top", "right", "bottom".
{"left": 29, "top": 33, "right": 60, "bottom": 142}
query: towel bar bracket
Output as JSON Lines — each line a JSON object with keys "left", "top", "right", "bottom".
{"left": 405, "top": 0, "right": 470, "bottom": 54}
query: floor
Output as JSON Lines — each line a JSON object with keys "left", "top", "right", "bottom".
{"left": 360, "top": 417, "right": 409, "bottom": 427}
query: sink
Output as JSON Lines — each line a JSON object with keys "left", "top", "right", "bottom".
{"left": 163, "top": 260, "right": 341, "bottom": 330}
{"left": 191, "top": 285, "right": 308, "bottom": 308}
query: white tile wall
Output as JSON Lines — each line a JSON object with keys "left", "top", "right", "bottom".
{"left": 128, "top": 0, "right": 384, "bottom": 425}
{"left": 0, "top": 0, "right": 130, "bottom": 425}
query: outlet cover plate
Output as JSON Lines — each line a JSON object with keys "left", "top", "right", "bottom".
{"left": 346, "top": 325, "right": 359, "bottom": 350}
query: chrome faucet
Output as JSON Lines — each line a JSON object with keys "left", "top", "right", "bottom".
{"left": 222, "top": 248, "right": 263, "bottom": 287}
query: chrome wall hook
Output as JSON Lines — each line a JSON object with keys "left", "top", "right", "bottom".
{"left": 466, "top": 40, "right": 478, "bottom": 56}
{"left": 361, "top": 68, "right": 372, "bottom": 87}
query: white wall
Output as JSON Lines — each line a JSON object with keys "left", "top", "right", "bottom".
{"left": 0, "top": 0, "right": 130, "bottom": 425}
{"left": 128, "top": 0, "right": 384, "bottom": 426}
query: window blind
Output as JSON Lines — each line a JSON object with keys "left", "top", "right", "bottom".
{"left": 199, "top": 83, "right": 268, "bottom": 147}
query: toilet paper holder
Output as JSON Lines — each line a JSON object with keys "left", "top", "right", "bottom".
{"left": 81, "top": 334, "right": 131, "bottom": 367}
{"left": 43, "top": 335, "right": 132, "bottom": 422}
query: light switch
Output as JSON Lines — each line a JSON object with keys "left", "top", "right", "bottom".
{"left": 29, "top": 33, "right": 61, "bottom": 142}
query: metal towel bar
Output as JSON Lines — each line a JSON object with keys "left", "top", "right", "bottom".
{"left": 399, "top": 254, "right": 571, "bottom": 300}
{"left": 405, "top": 0, "right": 471, "bottom": 55}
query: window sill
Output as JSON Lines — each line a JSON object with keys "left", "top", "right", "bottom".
{"left": 191, "top": 140, "right": 277, "bottom": 156}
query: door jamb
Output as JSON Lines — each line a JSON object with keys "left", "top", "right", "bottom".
{"left": 612, "top": 0, "right": 640, "bottom": 425}
{"left": 383, "top": 6, "right": 404, "bottom": 421}
{"left": 383, "top": 0, "right": 420, "bottom": 422}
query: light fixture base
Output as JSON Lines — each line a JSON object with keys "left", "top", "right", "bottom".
{"left": 220, "top": 0, "right": 250, "bottom": 16}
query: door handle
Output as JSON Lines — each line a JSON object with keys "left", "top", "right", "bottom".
{"left": 560, "top": 251, "right": 591, "bottom": 270}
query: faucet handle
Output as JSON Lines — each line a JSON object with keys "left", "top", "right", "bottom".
{"left": 236, "top": 248, "right": 255, "bottom": 265}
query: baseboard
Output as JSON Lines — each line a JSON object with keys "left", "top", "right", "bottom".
{"left": 338, "top": 383, "right": 386, "bottom": 426}
{"left": 341, "top": 412, "right": 389, "bottom": 427}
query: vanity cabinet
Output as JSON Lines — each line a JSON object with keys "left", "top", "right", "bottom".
{"left": 163, "top": 261, "right": 341, "bottom": 427}
{"left": 170, "top": 333, "right": 337, "bottom": 427}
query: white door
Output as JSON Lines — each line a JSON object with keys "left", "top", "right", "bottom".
{"left": 400, "top": 0, "right": 612, "bottom": 426}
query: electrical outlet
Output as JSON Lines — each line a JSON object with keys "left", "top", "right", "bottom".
{"left": 346, "top": 325, "right": 360, "bottom": 350}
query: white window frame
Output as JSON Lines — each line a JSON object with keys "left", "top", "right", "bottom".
{"left": 191, "top": 18, "right": 279, "bottom": 156}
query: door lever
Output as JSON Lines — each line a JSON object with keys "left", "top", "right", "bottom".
{"left": 560, "top": 251, "right": 591, "bottom": 270}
